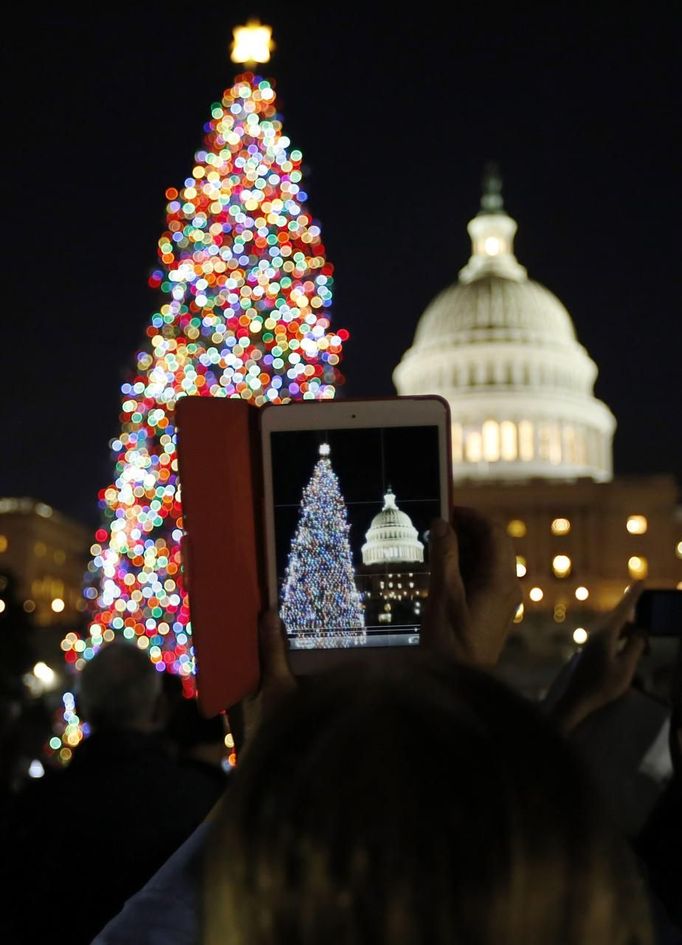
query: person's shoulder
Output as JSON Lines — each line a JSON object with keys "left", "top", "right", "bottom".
{"left": 90, "top": 819, "right": 211, "bottom": 945}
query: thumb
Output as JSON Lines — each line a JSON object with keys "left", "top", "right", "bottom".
{"left": 601, "top": 582, "right": 644, "bottom": 646}
{"left": 616, "top": 627, "right": 647, "bottom": 685}
{"left": 422, "top": 518, "right": 468, "bottom": 653}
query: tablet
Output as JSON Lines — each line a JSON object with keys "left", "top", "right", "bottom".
{"left": 260, "top": 396, "right": 452, "bottom": 674}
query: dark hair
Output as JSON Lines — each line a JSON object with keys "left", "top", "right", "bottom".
{"left": 203, "top": 656, "right": 652, "bottom": 945}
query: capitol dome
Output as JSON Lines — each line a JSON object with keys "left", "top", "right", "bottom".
{"left": 361, "top": 490, "right": 424, "bottom": 566}
{"left": 393, "top": 169, "right": 616, "bottom": 482}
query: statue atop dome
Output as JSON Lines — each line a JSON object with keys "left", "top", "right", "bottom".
{"left": 458, "top": 164, "right": 526, "bottom": 284}
{"left": 481, "top": 162, "right": 504, "bottom": 213}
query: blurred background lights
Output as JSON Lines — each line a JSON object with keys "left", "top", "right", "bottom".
{"left": 626, "top": 514, "right": 648, "bottom": 535}
{"left": 513, "top": 602, "right": 524, "bottom": 623}
{"left": 676, "top": 541, "right": 682, "bottom": 559}
{"left": 529, "top": 586, "right": 544, "bottom": 602}
{"left": 507, "top": 519, "right": 527, "bottom": 538}
{"left": 552, "top": 554, "right": 572, "bottom": 578}
{"left": 28, "top": 759, "right": 45, "bottom": 779}
{"left": 573, "top": 627, "right": 589, "bottom": 645}
{"left": 628, "top": 555, "right": 648, "bottom": 579}
{"left": 551, "top": 517, "right": 571, "bottom": 535}
{"left": 0, "top": 600, "right": 5, "bottom": 614}
{"left": 51, "top": 597, "right": 65, "bottom": 613}
{"left": 33, "top": 662, "right": 56, "bottom": 686}
{"left": 575, "top": 585, "right": 589, "bottom": 601}
{"left": 516, "top": 555, "right": 527, "bottom": 577}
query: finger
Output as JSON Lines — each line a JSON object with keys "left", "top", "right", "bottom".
{"left": 422, "top": 518, "right": 468, "bottom": 653}
{"left": 616, "top": 630, "right": 647, "bottom": 686}
{"left": 453, "top": 507, "right": 516, "bottom": 593}
{"left": 601, "top": 582, "right": 645, "bottom": 652}
{"left": 450, "top": 506, "right": 495, "bottom": 588}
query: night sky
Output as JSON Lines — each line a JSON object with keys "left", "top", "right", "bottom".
{"left": 2, "top": 4, "right": 679, "bottom": 530}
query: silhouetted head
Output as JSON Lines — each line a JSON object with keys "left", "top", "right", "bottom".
{"left": 168, "top": 695, "right": 226, "bottom": 752}
{"left": 78, "top": 641, "right": 162, "bottom": 733}
{"left": 204, "top": 656, "right": 651, "bottom": 945}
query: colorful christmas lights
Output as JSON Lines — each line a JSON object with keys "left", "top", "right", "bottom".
{"left": 63, "top": 71, "right": 347, "bottom": 718}
{"left": 280, "top": 444, "right": 365, "bottom": 647}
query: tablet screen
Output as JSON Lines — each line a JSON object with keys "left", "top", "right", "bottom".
{"left": 268, "top": 425, "right": 442, "bottom": 650}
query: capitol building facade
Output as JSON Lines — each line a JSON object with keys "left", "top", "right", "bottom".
{"left": 394, "top": 171, "right": 681, "bottom": 690}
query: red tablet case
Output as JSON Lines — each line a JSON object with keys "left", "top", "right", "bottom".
{"left": 175, "top": 396, "right": 263, "bottom": 717}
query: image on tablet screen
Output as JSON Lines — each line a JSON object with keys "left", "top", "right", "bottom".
{"left": 270, "top": 425, "right": 441, "bottom": 650}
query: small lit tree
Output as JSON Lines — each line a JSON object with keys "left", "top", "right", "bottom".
{"left": 281, "top": 444, "right": 365, "bottom": 647}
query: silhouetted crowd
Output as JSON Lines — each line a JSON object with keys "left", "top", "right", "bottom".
{"left": 0, "top": 512, "right": 681, "bottom": 944}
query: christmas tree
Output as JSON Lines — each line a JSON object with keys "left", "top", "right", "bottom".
{"left": 60, "top": 25, "right": 348, "bottom": 715}
{"left": 281, "top": 443, "right": 366, "bottom": 648}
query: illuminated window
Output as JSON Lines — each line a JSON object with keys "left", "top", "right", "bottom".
{"left": 500, "top": 421, "right": 517, "bottom": 460}
{"left": 573, "top": 627, "right": 588, "bottom": 645}
{"left": 529, "top": 587, "right": 544, "bottom": 602}
{"left": 563, "top": 425, "right": 577, "bottom": 464}
{"left": 34, "top": 542, "right": 47, "bottom": 557}
{"left": 626, "top": 515, "right": 648, "bottom": 535}
{"left": 552, "top": 555, "right": 572, "bottom": 578}
{"left": 451, "top": 423, "right": 463, "bottom": 462}
{"left": 575, "top": 428, "right": 587, "bottom": 465}
{"left": 513, "top": 603, "right": 524, "bottom": 623}
{"left": 465, "top": 431, "right": 483, "bottom": 462}
{"left": 553, "top": 603, "right": 567, "bottom": 623}
{"left": 628, "top": 556, "right": 648, "bottom": 579}
{"left": 551, "top": 517, "right": 571, "bottom": 536}
{"left": 483, "top": 236, "right": 502, "bottom": 256}
{"left": 0, "top": 535, "right": 7, "bottom": 553}
{"left": 516, "top": 556, "right": 527, "bottom": 578}
{"left": 575, "top": 586, "right": 589, "bottom": 601}
{"left": 507, "top": 519, "right": 527, "bottom": 538}
{"left": 539, "top": 422, "right": 562, "bottom": 464}
{"left": 482, "top": 420, "right": 500, "bottom": 461}
{"left": 519, "top": 420, "right": 534, "bottom": 461}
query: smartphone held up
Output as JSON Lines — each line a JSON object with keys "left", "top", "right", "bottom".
{"left": 635, "top": 589, "right": 682, "bottom": 637}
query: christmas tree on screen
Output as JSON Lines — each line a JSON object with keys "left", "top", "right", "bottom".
{"left": 59, "top": 24, "right": 348, "bottom": 742}
{"left": 281, "top": 443, "right": 366, "bottom": 647}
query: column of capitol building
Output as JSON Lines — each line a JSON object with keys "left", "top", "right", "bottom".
{"left": 393, "top": 167, "right": 682, "bottom": 694}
